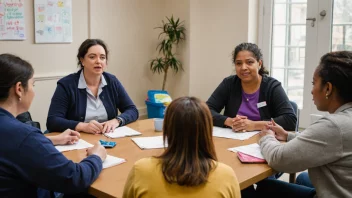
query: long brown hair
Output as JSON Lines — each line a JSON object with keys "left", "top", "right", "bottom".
{"left": 158, "top": 96, "right": 217, "bottom": 186}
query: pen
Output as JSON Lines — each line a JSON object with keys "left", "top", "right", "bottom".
{"left": 271, "top": 118, "right": 276, "bottom": 126}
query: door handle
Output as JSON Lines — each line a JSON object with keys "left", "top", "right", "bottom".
{"left": 306, "top": 17, "right": 316, "bottom": 27}
{"left": 320, "top": 10, "right": 327, "bottom": 17}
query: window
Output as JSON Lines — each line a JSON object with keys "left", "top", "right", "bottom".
{"left": 261, "top": 0, "right": 352, "bottom": 127}
{"left": 331, "top": 0, "right": 352, "bottom": 51}
{"left": 270, "top": 0, "right": 307, "bottom": 108}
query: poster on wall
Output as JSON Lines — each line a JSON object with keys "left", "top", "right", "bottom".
{"left": 0, "top": 0, "right": 26, "bottom": 40}
{"left": 34, "top": 0, "right": 72, "bottom": 43}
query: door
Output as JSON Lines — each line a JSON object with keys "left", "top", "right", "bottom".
{"left": 264, "top": 0, "right": 352, "bottom": 128}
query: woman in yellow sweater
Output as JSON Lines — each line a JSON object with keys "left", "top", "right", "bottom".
{"left": 123, "top": 96, "right": 241, "bottom": 198}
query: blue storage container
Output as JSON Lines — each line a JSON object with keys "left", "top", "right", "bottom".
{"left": 145, "top": 100, "right": 166, "bottom": 118}
{"left": 147, "top": 90, "right": 169, "bottom": 103}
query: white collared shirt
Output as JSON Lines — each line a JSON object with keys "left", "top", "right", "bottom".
{"left": 78, "top": 71, "right": 108, "bottom": 123}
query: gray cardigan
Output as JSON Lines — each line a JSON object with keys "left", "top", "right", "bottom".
{"left": 260, "top": 102, "right": 352, "bottom": 198}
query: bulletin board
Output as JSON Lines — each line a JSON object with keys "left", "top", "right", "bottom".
{"left": 34, "top": 0, "right": 72, "bottom": 43}
{"left": 0, "top": 0, "right": 26, "bottom": 40}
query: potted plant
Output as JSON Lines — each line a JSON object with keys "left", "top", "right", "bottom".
{"left": 149, "top": 16, "right": 186, "bottom": 91}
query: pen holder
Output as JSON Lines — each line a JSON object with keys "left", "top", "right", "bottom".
{"left": 154, "top": 118, "right": 164, "bottom": 132}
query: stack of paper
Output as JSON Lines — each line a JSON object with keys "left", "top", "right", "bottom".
{"left": 228, "top": 143, "right": 264, "bottom": 159}
{"left": 103, "top": 155, "right": 126, "bottom": 169}
{"left": 212, "top": 126, "right": 259, "bottom": 140}
{"left": 104, "top": 126, "right": 142, "bottom": 138}
{"left": 55, "top": 139, "right": 93, "bottom": 152}
{"left": 131, "top": 136, "right": 167, "bottom": 149}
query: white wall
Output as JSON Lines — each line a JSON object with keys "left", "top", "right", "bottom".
{"left": 0, "top": 0, "right": 259, "bottom": 129}
{"left": 89, "top": 0, "right": 166, "bottom": 109}
{"left": 189, "top": 0, "right": 258, "bottom": 101}
{"left": 0, "top": 0, "right": 89, "bottom": 129}
{"left": 164, "top": 0, "right": 190, "bottom": 99}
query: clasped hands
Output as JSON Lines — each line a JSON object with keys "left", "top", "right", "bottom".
{"left": 227, "top": 115, "right": 255, "bottom": 132}
{"left": 77, "top": 118, "right": 120, "bottom": 134}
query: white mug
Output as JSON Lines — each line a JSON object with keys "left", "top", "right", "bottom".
{"left": 154, "top": 118, "right": 164, "bottom": 132}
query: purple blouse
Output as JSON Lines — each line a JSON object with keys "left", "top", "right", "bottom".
{"left": 237, "top": 89, "right": 261, "bottom": 121}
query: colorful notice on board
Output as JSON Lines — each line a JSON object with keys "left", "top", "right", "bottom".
{"left": 0, "top": 0, "right": 26, "bottom": 40}
{"left": 34, "top": 0, "right": 72, "bottom": 43}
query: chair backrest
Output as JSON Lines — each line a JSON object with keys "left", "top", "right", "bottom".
{"left": 289, "top": 100, "right": 299, "bottom": 131}
{"left": 16, "top": 112, "right": 41, "bottom": 130}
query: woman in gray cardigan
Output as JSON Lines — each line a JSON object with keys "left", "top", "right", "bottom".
{"left": 257, "top": 51, "right": 352, "bottom": 198}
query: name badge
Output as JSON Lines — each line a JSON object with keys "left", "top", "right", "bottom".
{"left": 257, "top": 101, "right": 267, "bottom": 109}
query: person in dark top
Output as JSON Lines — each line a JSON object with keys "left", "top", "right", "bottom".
{"left": 206, "top": 43, "right": 297, "bottom": 131}
{"left": 47, "top": 39, "right": 138, "bottom": 134}
{"left": 0, "top": 53, "right": 107, "bottom": 197}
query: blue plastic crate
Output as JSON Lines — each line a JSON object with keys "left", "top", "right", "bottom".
{"left": 145, "top": 100, "right": 166, "bottom": 118}
{"left": 147, "top": 90, "right": 169, "bottom": 103}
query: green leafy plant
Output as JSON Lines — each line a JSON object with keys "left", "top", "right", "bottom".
{"left": 150, "top": 16, "right": 186, "bottom": 90}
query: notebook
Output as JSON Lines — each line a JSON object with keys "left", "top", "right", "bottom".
{"left": 131, "top": 136, "right": 167, "bottom": 149}
{"left": 213, "top": 126, "right": 259, "bottom": 140}
{"left": 103, "top": 155, "right": 126, "bottom": 169}
{"left": 228, "top": 143, "right": 265, "bottom": 159}
{"left": 55, "top": 139, "right": 93, "bottom": 152}
{"left": 237, "top": 152, "right": 266, "bottom": 163}
{"left": 104, "top": 126, "right": 142, "bottom": 138}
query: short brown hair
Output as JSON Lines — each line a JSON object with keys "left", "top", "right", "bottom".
{"left": 158, "top": 96, "right": 217, "bottom": 186}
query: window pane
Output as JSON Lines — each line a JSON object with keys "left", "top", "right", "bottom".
{"left": 299, "top": 48, "right": 305, "bottom": 66}
{"left": 287, "top": 69, "right": 304, "bottom": 88}
{"left": 273, "top": 25, "right": 286, "bottom": 46}
{"left": 272, "top": 69, "right": 285, "bottom": 84}
{"left": 288, "top": 89, "right": 303, "bottom": 109}
{"left": 271, "top": 0, "right": 307, "bottom": 109}
{"left": 332, "top": 26, "right": 352, "bottom": 51}
{"left": 288, "top": 47, "right": 305, "bottom": 68}
{"left": 272, "top": 47, "right": 285, "bottom": 67}
{"left": 332, "top": 0, "right": 352, "bottom": 24}
{"left": 332, "top": 25, "right": 344, "bottom": 50}
{"left": 332, "top": 0, "right": 352, "bottom": 51}
{"left": 274, "top": 4, "right": 286, "bottom": 24}
{"left": 290, "top": 25, "right": 306, "bottom": 46}
{"left": 290, "top": 3, "right": 307, "bottom": 24}
{"left": 291, "top": 0, "right": 307, "bottom": 3}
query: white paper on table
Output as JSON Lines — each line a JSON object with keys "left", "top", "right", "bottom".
{"left": 131, "top": 136, "right": 167, "bottom": 149}
{"left": 55, "top": 139, "right": 93, "bottom": 152}
{"left": 228, "top": 143, "right": 264, "bottom": 159}
{"left": 103, "top": 155, "right": 126, "bottom": 169}
{"left": 212, "top": 126, "right": 259, "bottom": 140}
{"left": 104, "top": 126, "right": 142, "bottom": 138}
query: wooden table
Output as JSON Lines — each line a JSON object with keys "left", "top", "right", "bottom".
{"left": 49, "top": 119, "right": 273, "bottom": 198}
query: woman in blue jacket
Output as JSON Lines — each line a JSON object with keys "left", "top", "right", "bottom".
{"left": 47, "top": 39, "right": 139, "bottom": 133}
{"left": 0, "top": 53, "right": 106, "bottom": 197}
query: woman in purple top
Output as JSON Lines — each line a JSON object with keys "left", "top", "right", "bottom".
{"left": 206, "top": 43, "right": 297, "bottom": 132}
